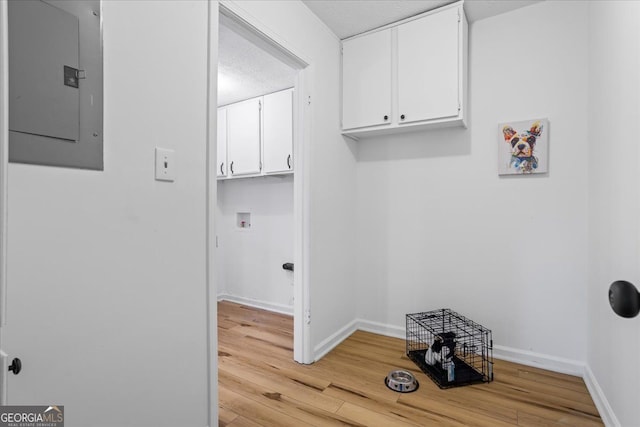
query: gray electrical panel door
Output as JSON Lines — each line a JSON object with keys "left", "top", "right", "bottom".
{"left": 9, "top": 0, "right": 79, "bottom": 142}
{"left": 8, "top": 0, "right": 103, "bottom": 170}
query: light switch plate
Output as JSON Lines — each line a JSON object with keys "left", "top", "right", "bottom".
{"left": 155, "top": 147, "right": 175, "bottom": 181}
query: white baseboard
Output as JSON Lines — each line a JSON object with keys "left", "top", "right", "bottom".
{"left": 313, "top": 319, "right": 358, "bottom": 361}
{"left": 312, "top": 319, "right": 586, "bottom": 377}
{"left": 217, "top": 293, "right": 293, "bottom": 316}
{"left": 583, "top": 364, "right": 620, "bottom": 427}
{"left": 356, "top": 321, "right": 622, "bottom": 424}
{"left": 492, "top": 344, "right": 585, "bottom": 377}
{"left": 301, "top": 316, "right": 620, "bottom": 427}
{"left": 356, "top": 319, "right": 405, "bottom": 339}
{"left": 313, "top": 319, "right": 404, "bottom": 361}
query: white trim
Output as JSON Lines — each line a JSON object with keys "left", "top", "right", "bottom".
{"left": 0, "top": 0, "right": 8, "bottom": 406}
{"left": 583, "top": 364, "right": 620, "bottom": 427}
{"left": 308, "top": 318, "right": 619, "bottom": 427}
{"left": 314, "top": 319, "right": 358, "bottom": 361}
{"left": 219, "top": 1, "right": 311, "bottom": 67}
{"left": 316, "top": 319, "right": 587, "bottom": 379}
{"left": 218, "top": 294, "right": 293, "bottom": 316}
{"left": 356, "top": 319, "right": 405, "bottom": 340}
{"left": 0, "top": 351, "right": 6, "bottom": 405}
{"left": 218, "top": 0, "right": 313, "bottom": 365}
{"left": 205, "top": 2, "right": 219, "bottom": 426}
{"left": 0, "top": 0, "right": 8, "bottom": 329}
{"left": 492, "top": 344, "right": 585, "bottom": 377}
{"left": 294, "top": 68, "right": 313, "bottom": 364}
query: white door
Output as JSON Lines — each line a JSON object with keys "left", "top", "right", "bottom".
{"left": 397, "top": 6, "right": 460, "bottom": 124}
{"left": 0, "top": 0, "right": 8, "bottom": 406}
{"left": 217, "top": 108, "right": 227, "bottom": 177}
{"left": 263, "top": 89, "right": 293, "bottom": 174}
{"left": 342, "top": 28, "right": 392, "bottom": 130}
{"left": 227, "top": 97, "right": 261, "bottom": 176}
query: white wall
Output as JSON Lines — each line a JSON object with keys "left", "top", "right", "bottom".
{"left": 226, "top": 1, "right": 358, "bottom": 357}
{"left": 217, "top": 176, "right": 294, "bottom": 312}
{"left": 587, "top": 2, "right": 640, "bottom": 426}
{"left": 355, "top": 1, "right": 589, "bottom": 364}
{"left": 5, "top": 1, "right": 210, "bottom": 425}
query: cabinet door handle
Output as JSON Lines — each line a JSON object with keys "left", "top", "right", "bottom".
{"left": 287, "top": 154, "right": 291, "bottom": 169}
{"left": 220, "top": 162, "right": 224, "bottom": 175}
{"left": 230, "top": 161, "right": 234, "bottom": 174}
{"left": 384, "top": 115, "right": 388, "bottom": 121}
{"left": 400, "top": 114, "right": 405, "bottom": 120}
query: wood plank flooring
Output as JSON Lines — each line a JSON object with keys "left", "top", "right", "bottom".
{"left": 218, "top": 301, "right": 602, "bottom": 426}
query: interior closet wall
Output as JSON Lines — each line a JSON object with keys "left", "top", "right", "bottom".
{"left": 218, "top": 1, "right": 357, "bottom": 359}
{"left": 217, "top": 175, "right": 294, "bottom": 313}
{"left": 354, "top": 0, "right": 590, "bottom": 365}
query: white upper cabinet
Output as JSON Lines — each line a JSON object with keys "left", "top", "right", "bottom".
{"left": 342, "top": 28, "right": 392, "bottom": 130}
{"left": 398, "top": 6, "right": 460, "bottom": 124}
{"left": 217, "top": 88, "right": 295, "bottom": 180}
{"left": 227, "top": 97, "right": 262, "bottom": 176}
{"left": 341, "top": 2, "right": 467, "bottom": 139}
{"left": 263, "top": 89, "right": 294, "bottom": 174}
{"left": 217, "top": 108, "right": 228, "bottom": 177}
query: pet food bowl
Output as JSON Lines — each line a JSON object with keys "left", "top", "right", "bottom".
{"left": 385, "top": 370, "right": 419, "bottom": 393}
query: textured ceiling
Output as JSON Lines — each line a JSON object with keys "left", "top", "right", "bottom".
{"left": 302, "top": 0, "right": 543, "bottom": 39}
{"left": 218, "top": 0, "right": 542, "bottom": 105}
{"left": 218, "top": 17, "right": 297, "bottom": 107}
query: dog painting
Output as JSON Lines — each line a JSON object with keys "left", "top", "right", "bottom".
{"left": 498, "top": 118, "right": 549, "bottom": 175}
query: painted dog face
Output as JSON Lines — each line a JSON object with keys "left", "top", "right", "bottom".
{"left": 502, "top": 121, "right": 543, "bottom": 159}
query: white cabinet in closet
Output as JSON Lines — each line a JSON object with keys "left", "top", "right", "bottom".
{"left": 263, "top": 89, "right": 293, "bottom": 174}
{"left": 217, "top": 108, "right": 227, "bottom": 177}
{"left": 227, "top": 97, "right": 262, "bottom": 176}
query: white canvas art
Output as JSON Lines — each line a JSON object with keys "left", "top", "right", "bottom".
{"left": 498, "top": 118, "right": 549, "bottom": 175}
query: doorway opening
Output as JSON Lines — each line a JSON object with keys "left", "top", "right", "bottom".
{"left": 214, "top": 4, "right": 311, "bottom": 364}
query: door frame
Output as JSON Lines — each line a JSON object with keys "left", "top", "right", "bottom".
{"left": 207, "top": 0, "right": 313, "bottom": 424}
{"left": 0, "top": 0, "right": 10, "bottom": 405}
{"left": 207, "top": 0, "right": 314, "bottom": 364}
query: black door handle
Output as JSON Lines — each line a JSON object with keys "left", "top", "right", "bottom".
{"left": 230, "top": 161, "right": 234, "bottom": 174}
{"left": 609, "top": 280, "right": 640, "bottom": 318}
{"left": 287, "top": 154, "right": 291, "bottom": 169}
{"left": 8, "top": 358, "right": 21, "bottom": 375}
{"left": 220, "top": 162, "right": 224, "bottom": 175}
{"left": 282, "top": 263, "right": 294, "bottom": 271}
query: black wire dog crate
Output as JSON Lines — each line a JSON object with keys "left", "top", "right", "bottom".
{"left": 406, "top": 309, "right": 493, "bottom": 389}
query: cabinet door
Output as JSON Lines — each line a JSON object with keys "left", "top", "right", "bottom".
{"left": 227, "top": 97, "right": 261, "bottom": 176}
{"left": 398, "top": 6, "right": 460, "bottom": 124}
{"left": 217, "top": 108, "right": 227, "bottom": 177}
{"left": 342, "top": 28, "right": 392, "bottom": 130}
{"left": 263, "top": 89, "right": 293, "bottom": 174}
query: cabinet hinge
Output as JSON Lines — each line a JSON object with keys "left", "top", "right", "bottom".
{"left": 458, "top": 8, "right": 461, "bottom": 22}
{"left": 260, "top": 161, "right": 262, "bottom": 171}
{"left": 258, "top": 100, "right": 262, "bottom": 111}
{"left": 458, "top": 100, "right": 461, "bottom": 112}
{"left": 305, "top": 309, "right": 311, "bottom": 325}
{"left": 308, "top": 95, "right": 311, "bottom": 106}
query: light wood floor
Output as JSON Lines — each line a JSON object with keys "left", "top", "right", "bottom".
{"left": 218, "top": 301, "right": 602, "bottom": 426}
